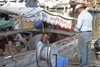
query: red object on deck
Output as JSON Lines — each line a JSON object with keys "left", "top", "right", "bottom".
{"left": 17, "top": 37, "right": 19, "bottom": 39}
{"left": 0, "top": 36, "right": 14, "bottom": 51}
{"left": 56, "top": 23, "right": 75, "bottom": 32}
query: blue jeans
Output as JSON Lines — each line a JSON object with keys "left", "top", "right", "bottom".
{"left": 78, "top": 32, "right": 93, "bottom": 67}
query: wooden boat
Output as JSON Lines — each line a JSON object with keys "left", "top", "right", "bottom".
{"left": 0, "top": 2, "right": 78, "bottom": 67}
{"left": 0, "top": 33, "right": 78, "bottom": 67}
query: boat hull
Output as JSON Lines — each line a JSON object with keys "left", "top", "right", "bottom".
{"left": 0, "top": 34, "right": 78, "bottom": 67}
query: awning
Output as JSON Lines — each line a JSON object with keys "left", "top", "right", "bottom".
{"left": 0, "top": 2, "right": 77, "bottom": 29}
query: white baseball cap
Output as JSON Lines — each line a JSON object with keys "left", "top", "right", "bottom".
{"left": 75, "top": 4, "right": 84, "bottom": 10}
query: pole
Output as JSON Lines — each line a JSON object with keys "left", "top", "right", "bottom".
{"left": 56, "top": 54, "right": 57, "bottom": 67}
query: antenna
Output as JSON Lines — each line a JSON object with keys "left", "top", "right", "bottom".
{"left": 36, "top": 41, "right": 58, "bottom": 67}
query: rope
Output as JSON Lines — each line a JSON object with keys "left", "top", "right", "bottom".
{"left": 42, "top": 21, "right": 44, "bottom": 33}
{"left": 54, "top": 5, "right": 67, "bottom": 40}
{"left": 5, "top": 29, "right": 14, "bottom": 55}
{"left": 53, "top": 4, "right": 64, "bottom": 40}
{"left": 56, "top": 26, "right": 61, "bottom": 40}
{"left": 4, "top": 16, "right": 21, "bottom": 67}
{"left": 5, "top": 16, "right": 20, "bottom": 55}
{"left": 50, "top": 27, "right": 55, "bottom": 42}
{"left": 5, "top": 28, "right": 16, "bottom": 67}
{"left": 49, "top": 16, "right": 58, "bottom": 41}
{"left": 17, "top": 61, "right": 36, "bottom": 67}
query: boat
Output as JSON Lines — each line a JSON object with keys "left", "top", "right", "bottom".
{"left": 94, "top": 1, "right": 100, "bottom": 12}
{"left": 38, "top": 0, "right": 71, "bottom": 9}
{"left": 0, "top": 2, "right": 78, "bottom": 67}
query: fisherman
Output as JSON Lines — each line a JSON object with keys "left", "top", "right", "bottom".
{"left": 74, "top": 4, "right": 93, "bottom": 67}
{"left": 21, "top": 31, "right": 33, "bottom": 41}
{"left": 21, "top": 31, "right": 33, "bottom": 47}
{"left": 94, "top": 37, "right": 100, "bottom": 51}
{"left": 26, "top": 32, "right": 49, "bottom": 50}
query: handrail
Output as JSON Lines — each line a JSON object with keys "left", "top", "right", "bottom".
{"left": 0, "top": 50, "right": 35, "bottom": 62}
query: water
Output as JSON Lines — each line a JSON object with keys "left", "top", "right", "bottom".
{"left": 56, "top": 8, "right": 100, "bottom": 39}
{"left": 91, "top": 12, "right": 100, "bottom": 39}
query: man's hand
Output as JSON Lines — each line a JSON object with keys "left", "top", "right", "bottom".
{"left": 73, "top": 28, "right": 79, "bottom": 33}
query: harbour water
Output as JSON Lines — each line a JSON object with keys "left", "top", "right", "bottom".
{"left": 56, "top": 8, "right": 100, "bottom": 39}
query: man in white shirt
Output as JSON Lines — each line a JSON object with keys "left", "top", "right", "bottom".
{"left": 74, "top": 4, "right": 93, "bottom": 67}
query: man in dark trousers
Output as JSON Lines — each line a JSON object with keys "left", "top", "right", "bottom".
{"left": 74, "top": 4, "right": 93, "bottom": 67}
{"left": 94, "top": 37, "right": 100, "bottom": 51}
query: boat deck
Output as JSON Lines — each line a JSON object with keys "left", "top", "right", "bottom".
{"left": 0, "top": 36, "right": 99, "bottom": 67}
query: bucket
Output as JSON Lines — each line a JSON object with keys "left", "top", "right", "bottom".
{"left": 64, "top": 57, "right": 69, "bottom": 65}
{"left": 57, "top": 56, "right": 68, "bottom": 67}
{"left": 8, "top": 41, "right": 12, "bottom": 45}
{"left": 45, "top": 56, "right": 69, "bottom": 67}
{"left": 33, "top": 20, "right": 42, "bottom": 29}
{"left": 15, "top": 42, "right": 20, "bottom": 46}
{"left": 95, "top": 51, "right": 100, "bottom": 60}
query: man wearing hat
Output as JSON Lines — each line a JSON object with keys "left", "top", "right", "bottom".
{"left": 20, "top": 31, "right": 33, "bottom": 48}
{"left": 21, "top": 31, "right": 33, "bottom": 41}
{"left": 74, "top": 4, "right": 93, "bottom": 67}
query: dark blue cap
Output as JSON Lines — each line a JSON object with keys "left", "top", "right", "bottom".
{"left": 21, "top": 31, "right": 33, "bottom": 36}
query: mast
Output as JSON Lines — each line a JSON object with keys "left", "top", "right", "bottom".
{"left": 95, "top": 0, "right": 97, "bottom": 5}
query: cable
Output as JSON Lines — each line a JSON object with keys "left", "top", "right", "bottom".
{"left": 4, "top": 16, "right": 21, "bottom": 67}
{"left": 17, "top": 61, "right": 36, "bottom": 67}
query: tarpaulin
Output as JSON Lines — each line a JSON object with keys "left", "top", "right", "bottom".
{"left": 0, "top": 36, "right": 14, "bottom": 51}
{"left": 0, "top": 19, "right": 14, "bottom": 28}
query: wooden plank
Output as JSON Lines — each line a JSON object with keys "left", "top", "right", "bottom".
{"left": 31, "top": 28, "right": 75, "bottom": 35}
{"left": 0, "top": 50, "right": 35, "bottom": 62}
{"left": 44, "top": 28, "right": 75, "bottom": 35}
{"left": 5, "top": 44, "right": 22, "bottom": 48}
{"left": 0, "top": 28, "right": 75, "bottom": 37}
{"left": 30, "top": 28, "right": 42, "bottom": 32}
{"left": 0, "top": 28, "right": 32, "bottom": 37}
{"left": 69, "top": 62, "right": 79, "bottom": 65}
